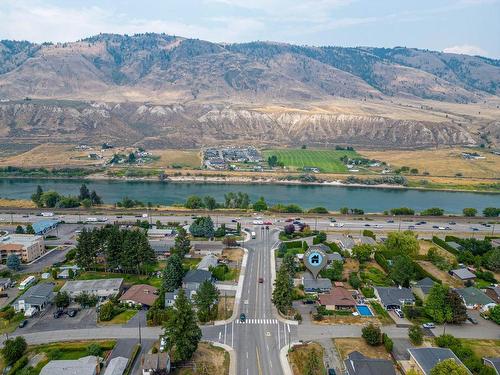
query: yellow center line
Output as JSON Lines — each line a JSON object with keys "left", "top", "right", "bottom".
{"left": 256, "top": 346, "right": 263, "bottom": 375}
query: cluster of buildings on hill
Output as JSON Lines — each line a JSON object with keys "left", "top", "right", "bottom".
{"left": 203, "top": 146, "right": 262, "bottom": 170}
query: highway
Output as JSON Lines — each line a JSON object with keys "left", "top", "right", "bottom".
{"left": 0, "top": 211, "right": 496, "bottom": 236}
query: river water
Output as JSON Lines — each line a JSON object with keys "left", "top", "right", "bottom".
{"left": 0, "top": 178, "right": 498, "bottom": 214}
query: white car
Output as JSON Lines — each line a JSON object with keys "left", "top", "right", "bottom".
{"left": 422, "top": 323, "right": 435, "bottom": 329}
{"left": 374, "top": 224, "right": 383, "bottom": 228}
{"left": 438, "top": 226, "right": 446, "bottom": 230}
{"left": 330, "top": 222, "right": 344, "bottom": 227}
{"left": 253, "top": 220, "right": 264, "bottom": 225}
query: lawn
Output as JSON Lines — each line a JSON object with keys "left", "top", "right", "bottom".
{"left": 461, "top": 339, "right": 500, "bottom": 358}
{"left": 416, "top": 261, "right": 462, "bottom": 288}
{"left": 77, "top": 271, "right": 162, "bottom": 288}
{"left": 334, "top": 338, "right": 392, "bottom": 361}
{"left": 263, "top": 148, "right": 360, "bottom": 173}
{"left": 288, "top": 342, "right": 325, "bottom": 375}
{"left": 360, "top": 266, "right": 392, "bottom": 287}
{"left": 100, "top": 309, "right": 137, "bottom": 325}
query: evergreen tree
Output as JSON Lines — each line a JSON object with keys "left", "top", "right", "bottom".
{"left": 31, "top": 185, "right": 43, "bottom": 207}
{"left": 282, "top": 253, "right": 296, "bottom": 277}
{"left": 105, "top": 226, "right": 123, "bottom": 271}
{"left": 90, "top": 190, "right": 102, "bottom": 205}
{"left": 15, "top": 225, "right": 25, "bottom": 234}
{"left": 203, "top": 196, "right": 217, "bottom": 210}
{"left": 25, "top": 224, "right": 35, "bottom": 234}
{"left": 79, "top": 184, "right": 91, "bottom": 201}
{"left": 173, "top": 228, "right": 191, "bottom": 257}
{"left": 446, "top": 290, "right": 467, "bottom": 324}
{"left": 1, "top": 336, "right": 27, "bottom": 365}
{"left": 252, "top": 197, "right": 268, "bottom": 211}
{"left": 163, "top": 254, "right": 184, "bottom": 292}
{"left": 6, "top": 255, "right": 21, "bottom": 271}
{"left": 272, "top": 263, "right": 293, "bottom": 315}
{"left": 193, "top": 280, "right": 219, "bottom": 323}
{"left": 75, "top": 228, "right": 98, "bottom": 269}
{"left": 163, "top": 289, "right": 202, "bottom": 362}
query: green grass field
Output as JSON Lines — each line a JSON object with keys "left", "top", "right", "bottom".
{"left": 263, "top": 149, "right": 360, "bottom": 173}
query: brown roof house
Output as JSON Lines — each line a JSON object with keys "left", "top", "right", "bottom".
{"left": 485, "top": 286, "right": 500, "bottom": 304}
{"left": 319, "top": 287, "right": 356, "bottom": 311}
{"left": 119, "top": 284, "right": 158, "bottom": 308}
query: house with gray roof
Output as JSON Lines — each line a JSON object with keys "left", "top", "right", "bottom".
{"left": 164, "top": 288, "right": 197, "bottom": 307}
{"left": 142, "top": 352, "right": 170, "bottom": 375}
{"left": 308, "top": 243, "right": 330, "bottom": 253}
{"left": 327, "top": 253, "right": 343, "bottom": 263}
{"left": 451, "top": 268, "right": 476, "bottom": 281}
{"left": 455, "top": 287, "right": 495, "bottom": 309}
{"left": 197, "top": 254, "right": 219, "bottom": 271}
{"left": 14, "top": 282, "right": 55, "bottom": 313}
{"left": 339, "top": 236, "right": 355, "bottom": 252}
{"left": 446, "top": 241, "right": 463, "bottom": 252}
{"left": 408, "top": 347, "right": 471, "bottom": 375}
{"left": 60, "top": 278, "right": 123, "bottom": 299}
{"left": 182, "top": 269, "right": 213, "bottom": 290}
{"left": 344, "top": 351, "right": 396, "bottom": 375}
{"left": 485, "top": 286, "right": 500, "bottom": 304}
{"left": 302, "top": 275, "right": 332, "bottom": 293}
{"left": 483, "top": 357, "right": 500, "bottom": 375}
{"left": 103, "top": 357, "right": 128, "bottom": 375}
{"left": 374, "top": 286, "right": 415, "bottom": 310}
{"left": 359, "top": 236, "right": 376, "bottom": 246}
{"left": 40, "top": 355, "right": 99, "bottom": 375}
{"left": 412, "top": 277, "right": 436, "bottom": 301}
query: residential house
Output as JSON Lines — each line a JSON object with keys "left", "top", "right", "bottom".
{"left": 327, "top": 253, "right": 344, "bottom": 263}
{"left": 40, "top": 356, "right": 99, "bottom": 375}
{"left": 359, "top": 236, "right": 376, "bottom": 246}
{"left": 302, "top": 276, "right": 332, "bottom": 293}
{"left": 338, "top": 236, "right": 355, "bottom": 253}
{"left": 0, "top": 234, "right": 45, "bottom": 262}
{"left": 164, "top": 288, "right": 197, "bottom": 307}
{"left": 318, "top": 287, "right": 356, "bottom": 311}
{"left": 193, "top": 243, "right": 223, "bottom": 256}
{"left": 57, "top": 269, "right": 78, "bottom": 279}
{"left": 483, "top": 358, "right": 500, "bottom": 375}
{"left": 485, "top": 286, "right": 500, "bottom": 304}
{"left": 119, "top": 284, "right": 158, "bottom": 308}
{"left": 308, "top": 244, "right": 330, "bottom": 253}
{"left": 344, "top": 351, "right": 396, "bottom": 375}
{"left": 446, "top": 241, "right": 463, "bottom": 252}
{"left": 197, "top": 254, "right": 219, "bottom": 271}
{"left": 60, "top": 278, "right": 124, "bottom": 300}
{"left": 450, "top": 268, "right": 476, "bottom": 282}
{"left": 412, "top": 277, "right": 436, "bottom": 301}
{"left": 374, "top": 287, "right": 415, "bottom": 310}
{"left": 147, "top": 228, "right": 174, "bottom": 238}
{"left": 455, "top": 287, "right": 495, "bottom": 309}
{"left": 142, "top": 352, "right": 171, "bottom": 375}
{"left": 14, "top": 282, "right": 55, "bottom": 313}
{"left": 408, "top": 347, "right": 471, "bottom": 375}
{"left": 182, "top": 269, "right": 213, "bottom": 290}
{"left": 103, "top": 357, "right": 128, "bottom": 375}
{"left": 149, "top": 241, "right": 175, "bottom": 259}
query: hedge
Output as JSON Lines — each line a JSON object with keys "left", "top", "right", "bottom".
{"left": 7, "top": 355, "right": 28, "bottom": 375}
{"left": 284, "top": 240, "right": 303, "bottom": 249}
{"left": 327, "top": 242, "right": 341, "bottom": 253}
{"left": 432, "top": 236, "right": 458, "bottom": 255}
{"left": 374, "top": 252, "right": 389, "bottom": 273}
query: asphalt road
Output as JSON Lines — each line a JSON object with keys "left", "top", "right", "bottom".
{"left": 0, "top": 211, "right": 496, "bottom": 235}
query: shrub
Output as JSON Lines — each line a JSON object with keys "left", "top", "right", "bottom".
{"left": 362, "top": 324, "right": 382, "bottom": 346}
{"left": 86, "top": 343, "right": 103, "bottom": 357}
{"left": 348, "top": 272, "right": 361, "bottom": 289}
{"left": 408, "top": 325, "right": 423, "bottom": 345}
{"left": 383, "top": 334, "right": 393, "bottom": 353}
{"left": 99, "top": 301, "right": 115, "bottom": 321}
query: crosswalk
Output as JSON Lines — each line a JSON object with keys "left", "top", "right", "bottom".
{"left": 236, "top": 318, "right": 279, "bottom": 325}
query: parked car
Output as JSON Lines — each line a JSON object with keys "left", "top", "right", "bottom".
{"left": 467, "top": 316, "right": 478, "bottom": 324}
{"left": 394, "top": 309, "right": 404, "bottom": 318}
{"left": 53, "top": 310, "right": 64, "bottom": 319}
{"left": 18, "top": 320, "right": 28, "bottom": 328}
{"left": 387, "top": 220, "right": 394, "bottom": 223}
{"left": 258, "top": 277, "right": 264, "bottom": 283}
{"left": 67, "top": 309, "right": 78, "bottom": 317}
{"left": 422, "top": 322, "right": 435, "bottom": 329}
{"left": 240, "top": 313, "right": 246, "bottom": 322}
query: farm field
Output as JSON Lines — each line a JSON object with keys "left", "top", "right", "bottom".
{"left": 149, "top": 149, "right": 201, "bottom": 168}
{"left": 262, "top": 148, "right": 360, "bottom": 173}
{"left": 361, "top": 147, "right": 500, "bottom": 179}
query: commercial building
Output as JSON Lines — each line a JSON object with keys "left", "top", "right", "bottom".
{"left": 60, "top": 278, "right": 124, "bottom": 299}
{"left": 33, "top": 219, "right": 60, "bottom": 235}
{"left": 14, "top": 282, "right": 55, "bottom": 313}
{"left": 40, "top": 356, "right": 99, "bottom": 375}
{"left": 0, "top": 234, "right": 45, "bottom": 262}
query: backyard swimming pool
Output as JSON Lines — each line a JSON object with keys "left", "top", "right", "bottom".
{"left": 356, "top": 305, "right": 373, "bottom": 317}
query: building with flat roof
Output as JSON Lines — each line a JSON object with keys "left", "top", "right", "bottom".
{"left": 40, "top": 356, "right": 99, "bottom": 375}
{"left": 14, "top": 282, "right": 55, "bottom": 313}
{"left": 60, "top": 278, "right": 124, "bottom": 299}
{"left": 33, "top": 219, "right": 60, "bottom": 235}
{"left": 0, "top": 234, "right": 45, "bottom": 263}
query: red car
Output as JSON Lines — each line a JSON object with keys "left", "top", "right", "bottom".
{"left": 263, "top": 221, "right": 272, "bottom": 225}
{"left": 285, "top": 218, "right": 293, "bottom": 222}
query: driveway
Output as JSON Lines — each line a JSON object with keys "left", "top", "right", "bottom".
{"left": 392, "top": 338, "right": 413, "bottom": 361}
{"left": 318, "top": 338, "right": 344, "bottom": 374}
{"left": 388, "top": 311, "right": 412, "bottom": 327}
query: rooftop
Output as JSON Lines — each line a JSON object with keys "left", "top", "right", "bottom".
{"left": 40, "top": 356, "right": 98, "bottom": 375}
{"left": 60, "top": 278, "right": 124, "bottom": 293}
{"left": 344, "top": 351, "right": 396, "bottom": 375}
{"left": 375, "top": 286, "right": 415, "bottom": 307}
{"left": 20, "top": 282, "right": 55, "bottom": 305}
{"left": 119, "top": 284, "right": 158, "bottom": 306}
{"left": 319, "top": 287, "right": 356, "bottom": 307}
{"left": 483, "top": 357, "right": 500, "bottom": 374}
{"left": 0, "top": 234, "right": 42, "bottom": 247}
{"left": 456, "top": 287, "right": 495, "bottom": 306}
{"left": 197, "top": 254, "right": 219, "bottom": 271}
{"left": 451, "top": 268, "right": 476, "bottom": 280}
{"left": 303, "top": 277, "right": 332, "bottom": 290}
{"left": 32, "top": 219, "right": 59, "bottom": 234}
{"left": 142, "top": 352, "right": 170, "bottom": 370}
{"left": 103, "top": 357, "right": 128, "bottom": 375}
{"left": 408, "top": 347, "right": 470, "bottom": 375}
{"left": 183, "top": 269, "right": 212, "bottom": 284}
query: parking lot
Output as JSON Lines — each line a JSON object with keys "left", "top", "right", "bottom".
{"left": 19, "top": 304, "right": 97, "bottom": 333}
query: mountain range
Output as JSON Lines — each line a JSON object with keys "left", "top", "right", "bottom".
{"left": 0, "top": 33, "right": 499, "bottom": 148}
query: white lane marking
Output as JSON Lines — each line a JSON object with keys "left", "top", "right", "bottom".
{"left": 277, "top": 321, "right": 281, "bottom": 347}
{"left": 218, "top": 331, "right": 222, "bottom": 342}
{"left": 231, "top": 320, "right": 234, "bottom": 348}
{"left": 246, "top": 352, "right": 249, "bottom": 359}
{"left": 224, "top": 322, "right": 227, "bottom": 345}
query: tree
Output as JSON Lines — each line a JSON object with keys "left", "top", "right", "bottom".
{"left": 40, "top": 191, "right": 61, "bottom": 208}
{"left": 315, "top": 231, "right": 327, "bottom": 243}
{"left": 1, "top": 336, "right": 27, "bottom": 364}
{"left": 430, "top": 358, "right": 468, "bottom": 375}
{"left": 75, "top": 228, "right": 98, "bottom": 269}
{"left": 385, "top": 231, "right": 419, "bottom": 257}
{"left": 222, "top": 236, "right": 237, "bottom": 247}
{"left": 425, "top": 284, "right": 453, "bottom": 324}
{"left": 86, "top": 343, "right": 103, "bottom": 357}
{"left": 173, "top": 228, "right": 191, "bottom": 257}
{"left": 185, "top": 195, "right": 204, "bottom": 209}
{"left": 348, "top": 272, "right": 361, "bottom": 289}
{"left": 79, "top": 184, "right": 91, "bottom": 201}
{"left": 25, "top": 224, "right": 35, "bottom": 234}
{"left": 488, "top": 304, "right": 500, "bottom": 324}
{"left": 272, "top": 263, "right": 294, "bottom": 315}
{"left": 15, "top": 225, "right": 25, "bottom": 234}
{"left": 408, "top": 325, "right": 423, "bottom": 345}
{"left": 484, "top": 249, "right": 500, "bottom": 272}
{"left": 54, "top": 291, "right": 70, "bottom": 308}
{"left": 282, "top": 253, "right": 297, "bottom": 277}
{"left": 383, "top": 334, "right": 393, "bottom": 353}
{"left": 351, "top": 244, "right": 373, "bottom": 263}
{"left": 189, "top": 217, "right": 215, "bottom": 238}
{"left": 463, "top": 208, "right": 477, "bottom": 217}
{"left": 31, "top": 185, "right": 44, "bottom": 207}
{"left": 99, "top": 301, "right": 115, "bottom": 321}
{"left": 127, "top": 152, "right": 136, "bottom": 163}
{"left": 483, "top": 207, "right": 499, "bottom": 217}
{"left": 340, "top": 207, "right": 349, "bottom": 215}
{"left": 203, "top": 196, "right": 217, "bottom": 210}
{"left": 252, "top": 197, "right": 268, "bottom": 211}
{"left": 163, "top": 254, "right": 184, "bottom": 292}
{"left": 304, "top": 348, "right": 321, "bottom": 375}
{"left": 6, "top": 255, "right": 21, "bottom": 271}
{"left": 362, "top": 324, "right": 382, "bottom": 346}
{"left": 390, "top": 207, "right": 415, "bottom": 215}
{"left": 163, "top": 289, "right": 202, "bottom": 362}
{"left": 193, "top": 280, "right": 219, "bottom": 323}
{"left": 90, "top": 191, "right": 102, "bottom": 205}
{"left": 446, "top": 290, "right": 467, "bottom": 324}
{"left": 268, "top": 155, "right": 279, "bottom": 168}
{"left": 81, "top": 198, "right": 92, "bottom": 208}
{"left": 421, "top": 207, "right": 444, "bottom": 216}
{"left": 284, "top": 224, "right": 295, "bottom": 235}
{"left": 390, "top": 256, "right": 415, "bottom": 287}
{"left": 51, "top": 268, "right": 58, "bottom": 280}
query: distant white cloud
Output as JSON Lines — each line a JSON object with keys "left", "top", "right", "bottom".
{"left": 443, "top": 44, "right": 489, "bottom": 57}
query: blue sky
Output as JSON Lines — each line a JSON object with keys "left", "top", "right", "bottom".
{"left": 1, "top": 0, "right": 499, "bottom": 58}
